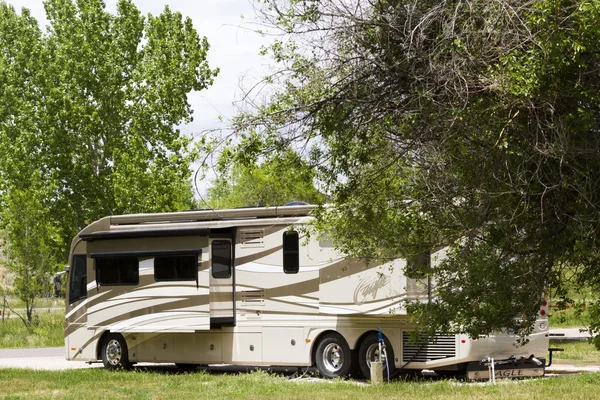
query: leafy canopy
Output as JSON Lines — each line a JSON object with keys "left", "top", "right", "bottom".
{"left": 234, "top": 0, "right": 600, "bottom": 340}
{"left": 205, "top": 143, "right": 326, "bottom": 209}
{"left": 0, "top": 0, "right": 218, "bottom": 253}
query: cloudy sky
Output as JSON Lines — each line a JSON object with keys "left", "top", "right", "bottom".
{"left": 8, "top": 0, "right": 272, "bottom": 136}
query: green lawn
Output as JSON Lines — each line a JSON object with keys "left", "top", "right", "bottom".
{"left": 0, "top": 330, "right": 597, "bottom": 399}
{"left": 0, "top": 305, "right": 597, "bottom": 400}
{"left": 1, "top": 368, "right": 599, "bottom": 400}
{"left": 551, "top": 340, "right": 600, "bottom": 366}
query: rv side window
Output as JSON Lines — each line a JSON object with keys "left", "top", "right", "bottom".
{"left": 283, "top": 231, "right": 299, "bottom": 274}
{"left": 68, "top": 254, "right": 87, "bottom": 303}
{"left": 212, "top": 241, "right": 231, "bottom": 279}
{"left": 154, "top": 255, "right": 197, "bottom": 281}
{"left": 96, "top": 257, "right": 139, "bottom": 285}
{"left": 406, "top": 251, "right": 430, "bottom": 279}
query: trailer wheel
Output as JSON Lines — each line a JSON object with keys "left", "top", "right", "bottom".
{"left": 358, "top": 332, "right": 396, "bottom": 379}
{"left": 101, "top": 333, "right": 132, "bottom": 370}
{"left": 315, "top": 333, "right": 352, "bottom": 378}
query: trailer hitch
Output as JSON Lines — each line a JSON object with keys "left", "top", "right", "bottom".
{"left": 546, "top": 347, "right": 564, "bottom": 368}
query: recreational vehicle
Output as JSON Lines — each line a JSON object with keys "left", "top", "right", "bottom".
{"left": 64, "top": 204, "right": 549, "bottom": 379}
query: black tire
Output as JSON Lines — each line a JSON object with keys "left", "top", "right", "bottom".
{"left": 314, "top": 333, "right": 352, "bottom": 378}
{"left": 358, "top": 332, "right": 396, "bottom": 380}
{"left": 101, "top": 333, "right": 132, "bottom": 370}
{"left": 175, "top": 363, "right": 200, "bottom": 372}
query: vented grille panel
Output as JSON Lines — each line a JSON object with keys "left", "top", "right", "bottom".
{"left": 402, "top": 332, "right": 456, "bottom": 362}
{"left": 240, "top": 229, "right": 265, "bottom": 248}
{"left": 240, "top": 289, "right": 265, "bottom": 304}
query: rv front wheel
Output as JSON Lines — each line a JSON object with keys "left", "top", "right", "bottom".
{"left": 315, "top": 333, "right": 352, "bottom": 378}
{"left": 101, "top": 333, "right": 132, "bottom": 370}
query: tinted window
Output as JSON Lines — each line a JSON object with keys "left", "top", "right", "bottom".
{"left": 212, "top": 241, "right": 231, "bottom": 279}
{"left": 69, "top": 255, "right": 87, "bottom": 303}
{"left": 96, "top": 257, "right": 139, "bottom": 285}
{"left": 283, "top": 231, "right": 299, "bottom": 274}
{"left": 406, "top": 251, "right": 430, "bottom": 279}
{"left": 155, "top": 255, "right": 197, "bottom": 281}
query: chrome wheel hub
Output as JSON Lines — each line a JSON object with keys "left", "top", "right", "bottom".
{"left": 106, "top": 339, "right": 122, "bottom": 366}
{"left": 366, "top": 343, "right": 386, "bottom": 369}
{"left": 322, "top": 343, "right": 345, "bottom": 372}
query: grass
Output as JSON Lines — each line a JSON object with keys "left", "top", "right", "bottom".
{"left": 1, "top": 368, "right": 600, "bottom": 400}
{"left": 0, "top": 311, "right": 64, "bottom": 349}
{"left": 550, "top": 340, "right": 600, "bottom": 366}
{"left": 549, "top": 304, "right": 591, "bottom": 328}
{"left": 3, "top": 296, "right": 64, "bottom": 311}
{"left": 0, "top": 328, "right": 596, "bottom": 399}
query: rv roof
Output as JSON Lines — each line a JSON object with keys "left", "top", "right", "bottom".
{"left": 108, "top": 204, "right": 317, "bottom": 226}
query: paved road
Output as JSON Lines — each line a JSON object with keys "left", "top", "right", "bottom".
{"left": 0, "top": 347, "right": 100, "bottom": 370}
{"left": 0, "top": 349, "right": 311, "bottom": 376}
{"left": 550, "top": 327, "right": 591, "bottom": 340}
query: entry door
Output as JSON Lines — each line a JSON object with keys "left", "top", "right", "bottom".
{"left": 65, "top": 254, "right": 89, "bottom": 359}
{"left": 209, "top": 238, "right": 235, "bottom": 327}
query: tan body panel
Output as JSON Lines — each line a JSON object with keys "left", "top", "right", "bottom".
{"left": 64, "top": 206, "right": 549, "bottom": 370}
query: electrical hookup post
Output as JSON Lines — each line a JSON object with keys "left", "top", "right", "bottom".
{"left": 370, "top": 327, "right": 386, "bottom": 384}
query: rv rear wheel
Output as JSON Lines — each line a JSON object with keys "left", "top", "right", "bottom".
{"left": 358, "top": 332, "right": 396, "bottom": 379}
{"left": 101, "top": 333, "right": 132, "bottom": 370}
{"left": 315, "top": 333, "right": 352, "bottom": 378}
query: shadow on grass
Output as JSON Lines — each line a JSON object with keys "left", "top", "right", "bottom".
{"left": 128, "top": 363, "right": 442, "bottom": 383}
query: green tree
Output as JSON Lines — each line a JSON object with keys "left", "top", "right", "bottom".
{"left": 0, "top": 0, "right": 217, "bottom": 248}
{"left": 205, "top": 146, "right": 325, "bottom": 209}
{"left": 1, "top": 180, "right": 62, "bottom": 326}
{"left": 0, "top": 0, "right": 217, "bottom": 322}
{"left": 233, "top": 0, "right": 600, "bottom": 341}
